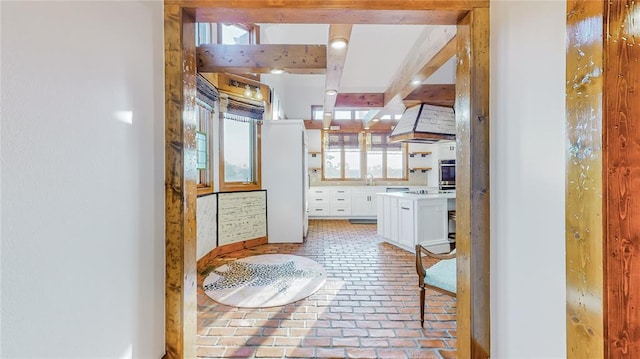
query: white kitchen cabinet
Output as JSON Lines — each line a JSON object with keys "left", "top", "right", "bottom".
{"left": 438, "top": 141, "right": 456, "bottom": 161}
{"left": 377, "top": 192, "right": 455, "bottom": 253}
{"left": 351, "top": 187, "right": 378, "bottom": 217}
{"left": 398, "top": 199, "right": 414, "bottom": 248}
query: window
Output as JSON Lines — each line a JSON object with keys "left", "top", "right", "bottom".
{"left": 334, "top": 110, "right": 352, "bottom": 120}
{"left": 311, "top": 105, "right": 324, "bottom": 120}
{"left": 220, "top": 24, "right": 251, "bottom": 45}
{"left": 366, "top": 133, "right": 406, "bottom": 180}
{"left": 195, "top": 23, "right": 257, "bottom": 46}
{"left": 323, "top": 133, "right": 362, "bottom": 180}
{"left": 195, "top": 74, "right": 218, "bottom": 195}
{"left": 321, "top": 132, "right": 407, "bottom": 181}
{"left": 219, "top": 98, "right": 263, "bottom": 191}
{"left": 222, "top": 118, "right": 256, "bottom": 183}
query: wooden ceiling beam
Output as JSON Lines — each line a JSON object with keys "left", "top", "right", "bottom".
{"left": 362, "top": 26, "right": 457, "bottom": 129}
{"left": 187, "top": 1, "right": 488, "bottom": 24}
{"left": 322, "top": 24, "right": 352, "bottom": 129}
{"left": 403, "top": 84, "right": 455, "bottom": 108}
{"left": 193, "top": 9, "right": 467, "bottom": 25}
{"left": 196, "top": 44, "right": 327, "bottom": 74}
{"left": 335, "top": 93, "right": 384, "bottom": 108}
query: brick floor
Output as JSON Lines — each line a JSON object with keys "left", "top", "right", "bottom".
{"left": 197, "top": 219, "right": 457, "bottom": 358}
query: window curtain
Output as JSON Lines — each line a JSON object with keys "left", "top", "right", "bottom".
{"left": 219, "top": 93, "right": 265, "bottom": 125}
{"left": 196, "top": 74, "right": 219, "bottom": 108}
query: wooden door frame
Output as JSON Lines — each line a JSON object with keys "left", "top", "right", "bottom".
{"left": 566, "top": 1, "right": 640, "bottom": 358}
{"left": 163, "top": 2, "right": 490, "bottom": 358}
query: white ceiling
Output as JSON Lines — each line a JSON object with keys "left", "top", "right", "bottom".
{"left": 259, "top": 24, "right": 456, "bottom": 119}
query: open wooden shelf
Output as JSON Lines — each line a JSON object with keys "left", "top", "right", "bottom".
{"left": 409, "top": 151, "right": 432, "bottom": 157}
{"left": 409, "top": 167, "right": 432, "bottom": 173}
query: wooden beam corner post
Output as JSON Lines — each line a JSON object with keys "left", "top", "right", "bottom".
{"left": 164, "top": 4, "right": 198, "bottom": 359}
{"left": 455, "top": 7, "right": 490, "bottom": 359}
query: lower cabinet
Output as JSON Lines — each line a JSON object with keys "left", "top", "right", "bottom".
{"left": 377, "top": 194, "right": 455, "bottom": 253}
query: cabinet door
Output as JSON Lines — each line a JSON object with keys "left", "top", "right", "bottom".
{"left": 377, "top": 196, "right": 385, "bottom": 236}
{"left": 417, "top": 201, "right": 447, "bottom": 243}
{"left": 352, "top": 195, "right": 369, "bottom": 216}
{"left": 398, "top": 200, "right": 414, "bottom": 247}
{"left": 439, "top": 142, "right": 456, "bottom": 160}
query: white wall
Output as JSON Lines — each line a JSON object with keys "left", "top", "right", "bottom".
{"left": 491, "top": 1, "right": 566, "bottom": 358}
{"left": 1, "top": 1, "right": 165, "bottom": 357}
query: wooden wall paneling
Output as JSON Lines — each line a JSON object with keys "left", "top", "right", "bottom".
{"left": 164, "top": 4, "right": 198, "bottom": 359}
{"left": 565, "top": 1, "right": 605, "bottom": 358}
{"left": 455, "top": 8, "right": 490, "bottom": 359}
{"left": 604, "top": 1, "right": 640, "bottom": 357}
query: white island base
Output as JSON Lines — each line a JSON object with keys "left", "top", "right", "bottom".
{"left": 377, "top": 191, "right": 455, "bottom": 254}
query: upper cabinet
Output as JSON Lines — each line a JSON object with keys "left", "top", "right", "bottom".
{"left": 438, "top": 141, "right": 456, "bottom": 161}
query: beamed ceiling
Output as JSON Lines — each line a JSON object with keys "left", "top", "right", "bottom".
{"left": 195, "top": 21, "right": 457, "bottom": 130}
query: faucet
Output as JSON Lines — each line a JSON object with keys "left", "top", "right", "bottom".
{"left": 366, "top": 173, "right": 375, "bottom": 186}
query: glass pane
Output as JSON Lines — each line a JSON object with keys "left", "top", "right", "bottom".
{"left": 221, "top": 24, "right": 250, "bottom": 45}
{"left": 224, "top": 119, "right": 253, "bottom": 182}
{"left": 323, "top": 150, "right": 342, "bottom": 179}
{"left": 334, "top": 110, "right": 352, "bottom": 120}
{"left": 312, "top": 109, "right": 324, "bottom": 120}
{"left": 387, "top": 150, "right": 404, "bottom": 178}
{"left": 366, "top": 151, "right": 383, "bottom": 178}
{"left": 344, "top": 149, "right": 361, "bottom": 179}
{"left": 355, "top": 110, "right": 369, "bottom": 120}
{"left": 196, "top": 132, "right": 208, "bottom": 170}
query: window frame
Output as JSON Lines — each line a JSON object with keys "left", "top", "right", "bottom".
{"left": 366, "top": 132, "right": 408, "bottom": 181}
{"left": 321, "top": 131, "right": 409, "bottom": 181}
{"left": 195, "top": 100, "right": 215, "bottom": 196}
{"left": 218, "top": 114, "right": 262, "bottom": 192}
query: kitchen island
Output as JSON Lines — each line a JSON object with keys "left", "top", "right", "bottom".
{"left": 377, "top": 191, "right": 456, "bottom": 253}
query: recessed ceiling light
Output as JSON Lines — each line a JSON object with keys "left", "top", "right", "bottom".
{"left": 324, "top": 112, "right": 332, "bottom": 117}
{"left": 364, "top": 126, "right": 370, "bottom": 130}
{"left": 372, "top": 118, "right": 380, "bottom": 122}
{"left": 330, "top": 37, "right": 348, "bottom": 50}
{"left": 323, "top": 127, "right": 329, "bottom": 130}
{"left": 325, "top": 89, "right": 338, "bottom": 96}
{"left": 411, "top": 79, "right": 422, "bottom": 85}
{"left": 270, "top": 68, "right": 285, "bottom": 74}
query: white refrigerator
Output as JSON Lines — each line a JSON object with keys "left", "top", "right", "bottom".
{"left": 261, "top": 120, "right": 309, "bottom": 243}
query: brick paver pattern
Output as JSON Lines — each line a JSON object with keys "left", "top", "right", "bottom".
{"left": 197, "top": 219, "right": 457, "bottom": 358}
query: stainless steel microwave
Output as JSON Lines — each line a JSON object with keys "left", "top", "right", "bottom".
{"left": 439, "top": 160, "right": 456, "bottom": 190}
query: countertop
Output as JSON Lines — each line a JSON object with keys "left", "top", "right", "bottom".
{"left": 377, "top": 191, "right": 456, "bottom": 199}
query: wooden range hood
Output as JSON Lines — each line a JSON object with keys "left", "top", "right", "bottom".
{"left": 388, "top": 103, "right": 456, "bottom": 143}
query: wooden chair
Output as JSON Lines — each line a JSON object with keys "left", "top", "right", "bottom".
{"left": 415, "top": 244, "right": 457, "bottom": 327}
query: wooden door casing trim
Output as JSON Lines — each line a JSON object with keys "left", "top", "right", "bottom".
{"left": 164, "top": 1, "right": 491, "bottom": 358}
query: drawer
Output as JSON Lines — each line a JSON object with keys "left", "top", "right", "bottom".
{"left": 330, "top": 196, "right": 349, "bottom": 205}
{"left": 309, "top": 188, "right": 329, "bottom": 195}
{"left": 328, "top": 188, "right": 351, "bottom": 196}
{"left": 309, "top": 205, "right": 330, "bottom": 216}
{"left": 309, "top": 197, "right": 329, "bottom": 204}
{"left": 330, "top": 206, "right": 351, "bottom": 216}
